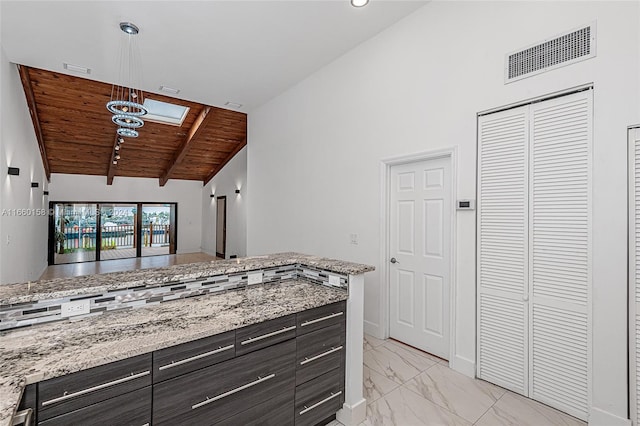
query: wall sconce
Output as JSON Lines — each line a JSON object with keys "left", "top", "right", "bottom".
{"left": 235, "top": 189, "right": 240, "bottom": 194}
{"left": 31, "top": 182, "right": 39, "bottom": 188}
{"left": 210, "top": 194, "right": 215, "bottom": 198}
{"left": 43, "top": 191, "right": 49, "bottom": 196}
{"left": 7, "top": 167, "right": 19, "bottom": 176}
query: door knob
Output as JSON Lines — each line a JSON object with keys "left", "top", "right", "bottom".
{"left": 523, "top": 295, "right": 529, "bottom": 302}
{"left": 390, "top": 257, "right": 399, "bottom": 264}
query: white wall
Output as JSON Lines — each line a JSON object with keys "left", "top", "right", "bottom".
{"left": 247, "top": 2, "right": 638, "bottom": 423}
{"left": 0, "top": 47, "right": 49, "bottom": 285}
{"left": 202, "top": 146, "right": 247, "bottom": 258}
{"left": 48, "top": 174, "right": 203, "bottom": 254}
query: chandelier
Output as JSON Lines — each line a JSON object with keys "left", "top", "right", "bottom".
{"left": 106, "top": 22, "right": 147, "bottom": 138}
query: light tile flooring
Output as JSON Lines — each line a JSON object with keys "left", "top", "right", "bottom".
{"left": 39, "top": 252, "right": 219, "bottom": 280}
{"left": 329, "top": 334, "right": 586, "bottom": 426}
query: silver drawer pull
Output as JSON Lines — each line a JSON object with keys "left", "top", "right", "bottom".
{"left": 301, "top": 312, "right": 343, "bottom": 327}
{"left": 240, "top": 326, "right": 296, "bottom": 345}
{"left": 159, "top": 344, "right": 234, "bottom": 371}
{"left": 299, "top": 391, "right": 343, "bottom": 415}
{"left": 191, "top": 373, "right": 276, "bottom": 410}
{"left": 41, "top": 370, "right": 150, "bottom": 407}
{"left": 300, "top": 346, "right": 344, "bottom": 366}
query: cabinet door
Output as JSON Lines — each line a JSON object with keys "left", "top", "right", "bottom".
{"left": 153, "top": 330, "right": 235, "bottom": 383}
{"left": 236, "top": 314, "right": 297, "bottom": 356}
{"left": 477, "top": 105, "right": 530, "bottom": 395}
{"left": 217, "top": 388, "right": 294, "bottom": 426}
{"left": 153, "top": 339, "right": 296, "bottom": 425}
{"left": 38, "top": 387, "right": 151, "bottom": 426}
{"left": 297, "top": 301, "right": 346, "bottom": 335}
{"left": 296, "top": 322, "right": 345, "bottom": 385}
{"left": 38, "top": 353, "right": 152, "bottom": 421}
{"left": 295, "top": 368, "right": 344, "bottom": 426}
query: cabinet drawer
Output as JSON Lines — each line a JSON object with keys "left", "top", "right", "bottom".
{"left": 296, "top": 301, "right": 346, "bottom": 335}
{"left": 153, "top": 330, "right": 235, "bottom": 382}
{"left": 38, "top": 353, "right": 152, "bottom": 421}
{"left": 153, "top": 339, "right": 296, "bottom": 425}
{"left": 217, "top": 387, "right": 294, "bottom": 426}
{"left": 295, "top": 368, "right": 344, "bottom": 426}
{"left": 236, "top": 314, "right": 297, "bottom": 356}
{"left": 38, "top": 386, "right": 151, "bottom": 426}
{"left": 296, "top": 322, "right": 345, "bottom": 385}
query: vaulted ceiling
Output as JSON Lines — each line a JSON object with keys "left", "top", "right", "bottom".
{"left": 2, "top": 1, "right": 427, "bottom": 185}
{"left": 19, "top": 66, "right": 246, "bottom": 185}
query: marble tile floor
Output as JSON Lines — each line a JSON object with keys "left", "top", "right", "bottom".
{"left": 327, "top": 335, "right": 586, "bottom": 426}
{"left": 39, "top": 252, "right": 220, "bottom": 280}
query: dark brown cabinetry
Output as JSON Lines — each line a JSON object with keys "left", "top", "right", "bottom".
{"left": 38, "top": 353, "right": 152, "bottom": 422}
{"left": 153, "top": 339, "right": 296, "bottom": 425}
{"left": 17, "top": 300, "right": 346, "bottom": 426}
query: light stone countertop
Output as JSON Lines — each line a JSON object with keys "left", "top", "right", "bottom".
{"left": 0, "top": 252, "right": 374, "bottom": 305}
{"left": 0, "top": 279, "right": 348, "bottom": 425}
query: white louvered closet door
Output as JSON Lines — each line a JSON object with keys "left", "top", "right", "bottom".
{"left": 478, "top": 90, "right": 592, "bottom": 422}
{"left": 477, "top": 105, "right": 529, "bottom": 395}
{"left": 629, "top": 127, "right": 640, "bottom": 426}
{"left": 529, "top": 90, "right": 592, "bottom": 421}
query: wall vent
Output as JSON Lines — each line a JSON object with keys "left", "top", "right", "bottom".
{"left": 505, "top": 23, "right": 596, "bottom": 83}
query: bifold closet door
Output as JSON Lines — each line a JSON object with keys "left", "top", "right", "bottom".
{"left": 528, "top": 91, "right": 592, "bottom": 420}
{"left": 629, "top": 127, "right": 640, "bottom": 425}
{"left": 478, "top": 90, "right": 592, "bottom": 421}
{"left": 477, "top": 105, "right": 529, "bottom": 395}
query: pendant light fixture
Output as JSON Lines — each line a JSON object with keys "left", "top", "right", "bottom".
{"left": 106, "top": 22, "right": 147, "bottom": 138}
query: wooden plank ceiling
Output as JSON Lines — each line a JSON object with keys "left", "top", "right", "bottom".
{"left": 18, "top": 65, "right": 247, "bottom": 185}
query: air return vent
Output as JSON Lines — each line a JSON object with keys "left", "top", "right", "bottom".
{"left": 505, "top": 23, "right": 596, "bottom": 83}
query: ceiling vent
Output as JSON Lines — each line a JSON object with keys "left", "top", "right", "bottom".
{"left": 505, "top": 22, "right": 596, "bottom": 83}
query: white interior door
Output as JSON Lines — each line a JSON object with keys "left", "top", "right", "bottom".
{"left": 477, "top": 105, "right": 530, "bottom": 395}
{"left": 477, "top": 90, "right": 592, "bottom": 421}
{"left": 629, "top": 127, "right": 640, "bottom": 425}
{"left": 528, "top": 90, "right": 591, "bottom": 420}
{"left": 389, "top": 156, "right": 451, "bottom": 359}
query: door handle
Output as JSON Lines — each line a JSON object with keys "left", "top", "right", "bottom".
{"left": 390, "top": 258, "right": 399, "bottom": 264}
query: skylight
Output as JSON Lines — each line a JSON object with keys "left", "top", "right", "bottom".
{"left": 142, "top": 99, "right": 190, "bottom": 126}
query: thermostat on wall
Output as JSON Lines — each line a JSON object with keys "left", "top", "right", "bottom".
{"left": 457, "top": 200, "right": 475, "bottom": 210}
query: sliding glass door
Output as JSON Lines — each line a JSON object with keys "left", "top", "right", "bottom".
{"left": 141, "top": 204, "right": 174, "bottom": 257}
{"left": 49, "top": 202, "right": 177, "bottom": 265}
{"left": 99, "top": 204, "right": 137, "bottom": 261}
{"left": 52, "top": 203, "right": 98, "bottom": 264}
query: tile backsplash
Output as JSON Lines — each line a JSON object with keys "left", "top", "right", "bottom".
{"left": 0, "top": 264, "right": 348, "bottom": 331}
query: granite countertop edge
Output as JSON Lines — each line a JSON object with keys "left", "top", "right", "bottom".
{"left": 0, "top": 280, "right": 348, "bottom": 425}
{"left": 0, "top": 252, "right": 374, "bottom": 306}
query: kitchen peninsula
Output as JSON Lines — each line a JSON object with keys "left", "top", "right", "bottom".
{"left": 0, "top": 253, "right": 373, "bottom": 426}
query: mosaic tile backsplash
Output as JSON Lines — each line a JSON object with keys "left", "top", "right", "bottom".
{"left": 0, "top": 264, "right": 348, "bottom": 331}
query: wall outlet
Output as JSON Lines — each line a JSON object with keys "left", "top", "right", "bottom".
{"left": 328, "top": 275, "right": 341, "bottom": 286}
{"left": 247, "top": 271, "right": 263, "bottom": 285}
{"left": 350, "top": 233, "right": 358, "bottom": 245}
{"left": 61, "top": 299, "right": 91, "bottom": 317}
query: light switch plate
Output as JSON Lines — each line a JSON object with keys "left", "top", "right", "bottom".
{"left": 61, "top": 299, "right": 90, "bottom": 317}
{"left": 328, "top": 275, "right": 341, "bottom": 286}
{"left": 248, "top": 271, "right": 263, "bottom": 285}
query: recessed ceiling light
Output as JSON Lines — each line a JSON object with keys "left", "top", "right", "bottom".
{"left": 119, "top": 22, "right": 139, "bottom": 35}
{"left": 63, "top": 63, "right": 91, "bottom": 74}
{"left": 159, "top": 85, "right": 180, "bottom": 95}
{"left": 351, "top": 0, "right": 369, "bottom": 7}
{"left": 225, "top": 101, "right": 243, "bottom": 109}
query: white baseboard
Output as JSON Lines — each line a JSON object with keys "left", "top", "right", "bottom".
{"left": 337, "top": 398, "right": 367, "bottom": 426}
{"left": 589, "top": 407, "right": 631, "bottom": 426}
{"left": 364, "top": 320, "right": 381, "bottom": 339}
{"left": 450, "top": 354, "right": 475, "bottom": 378}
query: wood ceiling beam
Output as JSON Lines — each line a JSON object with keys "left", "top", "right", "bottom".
{"left": 18, "top": 65, "right": 51, "bottom": 181}
{"left": 203, "top": 137, "right": 247, "bottom": 186}
{"left": 106, "top": 133, "right": 120, "bottom": 185}
{"left": 159, "top": 106, "right": 215, "bottom": 186}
